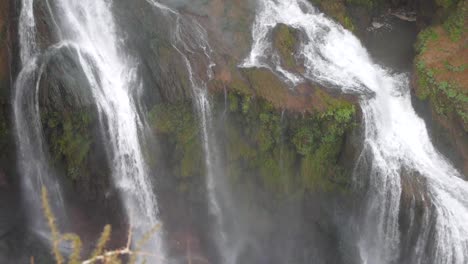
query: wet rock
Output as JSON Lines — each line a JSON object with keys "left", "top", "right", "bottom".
{"left": 398, "top": 168, "right": 432, "bottom": 264}
{"left": 113, "top": 0, "right": 193, "bottom": 106}
{"left": 34, "top": 44, "right": 126, "bottom": 230}
{"left": 272, "top": 24, "right": 302, "bottom": 72}
{"left": 33, "top": 0, "right": 60, "bottom": 50}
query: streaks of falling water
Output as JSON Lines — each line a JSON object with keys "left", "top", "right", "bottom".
{"left": 242, "top": 0, "right": 468, "bottom": 263}
{"left": 14, "top": 0, "right": 66, "bottom": 234}
{"left": 52, "top": 0, "right": 165, "bottom": 256}
{"left": 145, "top": 1, "right": 234, "bottom": 262}
{"left": 15, "top": 0, "right": 166, "bottom": 258}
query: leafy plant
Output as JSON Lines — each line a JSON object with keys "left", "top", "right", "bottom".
{"left": 443, "top": 4, "right": 466, "bottom": 41}
{"left": 415, "top": 28, "right": 439, "bottom": 54}
{"left": 38, "top": 187, "right": 161, "bottom": 264}
{"left": 416, "top": 60, "right": 468, "bottom": 127}
{"left": 444, "top": 61, "right": 466, "bottom": 72}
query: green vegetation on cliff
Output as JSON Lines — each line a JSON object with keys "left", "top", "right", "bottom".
{"left": 42, "top": 109, "right": 95, "bottom": 181}
{"left": 309, "top": 0, "right": 355, "bottom": 31}
{"left": 414, "top": 0, "right": 467, "bottom": 131}
{"left": 149, "top": 101, "right": 204, "bottom": 192}
{"left": 226, "top": 89, "right": 356, "bottom": 194}
{"left": 443, "top": 1, "right": 466, "bottom": 40}
{"left": 413, "top": 0, "right": 468, "bottom": 174}
{"left": 416, "top": 60, "right": 467, "bottom": 126}
{"left": 149, "top": 86, "right": 356, "bottom": 197}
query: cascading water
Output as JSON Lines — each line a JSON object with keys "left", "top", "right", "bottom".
{"left": 14, "top": 0, "right": 66, "bottom": 233}
{"left": 242, "top": 0, "right": 468, "bottom": 263}
{"left": 15, "top": 0, "right": 165, "bottom": 258}
{"left": 145, "top": 1, "right": 233, "bottom": 261}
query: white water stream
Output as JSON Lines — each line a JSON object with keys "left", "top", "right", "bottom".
{"left": 15, "top": 0, "right": 165, "bottom": 258}
{"left": 15, "top": 0, "right": 66, "bottom": 233}
{"left": 243, "top": 1, "right": 468, "bottom": 263}
{"left": 145, "top": 1, "right": 234, "bottom": 262}
{"left": 14, "top": 0, "right": 468, "bottom": 263}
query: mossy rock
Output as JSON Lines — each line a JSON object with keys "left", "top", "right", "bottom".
{"left": 241, "top": 68, "right": 289, "bottom": 108}
{"left": 272, "top": 24, "right": 300, "bottom": 70}
{"left": 42, "top": 109, "right": 94, "bottom": 181}
{"left": 148, "top": 86, "right": 356, "bottom": 198}
{"left": 32, "top": 45, "right": 115, "bottom": 201}
{"left": 149, "top": 100, "right": 204, "bottom": 182}
{"left": 309, "top": 0, "right": 355, "bottom": 31}
{"left": 224, "top": 89, "right": 356, "bottom": 196}
{"left": 442, "top": 0, "right": 467, "bottom": 41}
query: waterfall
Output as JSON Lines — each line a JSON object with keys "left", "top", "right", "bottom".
{"left": 242, "top": 0, "right": 468, "bottom": 263}
{"left": 145, "top": 1, "right": 235, "bottom": 262}
{"left": 15, "top": 0, "right": 165, "bottom": 258}
{"left": 14, "top": 0, "right": 66, "bottom": 234}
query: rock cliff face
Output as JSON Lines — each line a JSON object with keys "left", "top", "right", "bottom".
{"left": 21, "top": 0, "right": 359, "bottom": 199}
{"left": 0, "top": 2, "right": 32, "bottom": 262}
{"left": 0, "top": 0, "right": 13, "bottom": 188}
{"left": 1, "top": 0, "right": 466, "bottom": 262}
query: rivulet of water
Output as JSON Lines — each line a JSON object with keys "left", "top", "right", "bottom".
{"left": 145, "top": 1, "right": 238, "bottom": 262}
{"left": 14, "top": 0, "right": 66, "bottom": 234}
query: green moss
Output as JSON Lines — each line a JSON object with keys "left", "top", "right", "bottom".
{"left": 309, "top": 0, "right": 356, "bottom": 31}
{"left": 343, "top": 16, "right": 355, "bottom": 31}
{"left": 148, "top": 86, "right": 356, "bottom": 196}
{"left": 415, "top": 28, "right": 439, "bottom": 54}
{"left": 242, "top": 68, "right": 289, "bottom": 107}
{"left": 291, "top": 95, "right": 355, "bottom": 191}
{"left": 43, "top": 110, "right": 94, "bottom": 180}
{"left": 228, "top": 92, "right": 240, "bottom": 112}
{"left": 228, "top": 60, "right": 253, "bottom": 96}
{"left": 273, "top": 24, "right": 298, "bottom": 69}
{"left": 416, "top": 60, "right": 468, "bottom": 128}
{"left": 300, "top": 141, "right": 343, "bottom": 191}
{"left": 292, "top": 125, "right": 316, "bottom": 155}
{"left": 149, "top": 102, "right": 198, "bottom": 144}
{"left": 443, "top": 1, "right": 466, "bottom": 41}
{"left": 149, "top": 100, "right": 204, "bottom": 179}
{"left": 225, "top": 89, "right": 355, "bottom": 195}
{"left": 444, "top": 61, "right": 467, "bottom": 72}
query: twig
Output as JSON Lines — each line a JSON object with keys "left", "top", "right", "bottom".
{"left": 81, "top": 248, "right": 162, "bottom": 264}
{"left": 126, "top": 227, "right": 133, "bottom": 249}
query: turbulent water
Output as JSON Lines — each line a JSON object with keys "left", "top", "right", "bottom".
{"left": 242, "top": 0, "right": 468, "bottom": 263}
{"left": 15, "top": 0, "right": 165, "bottom": 257}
